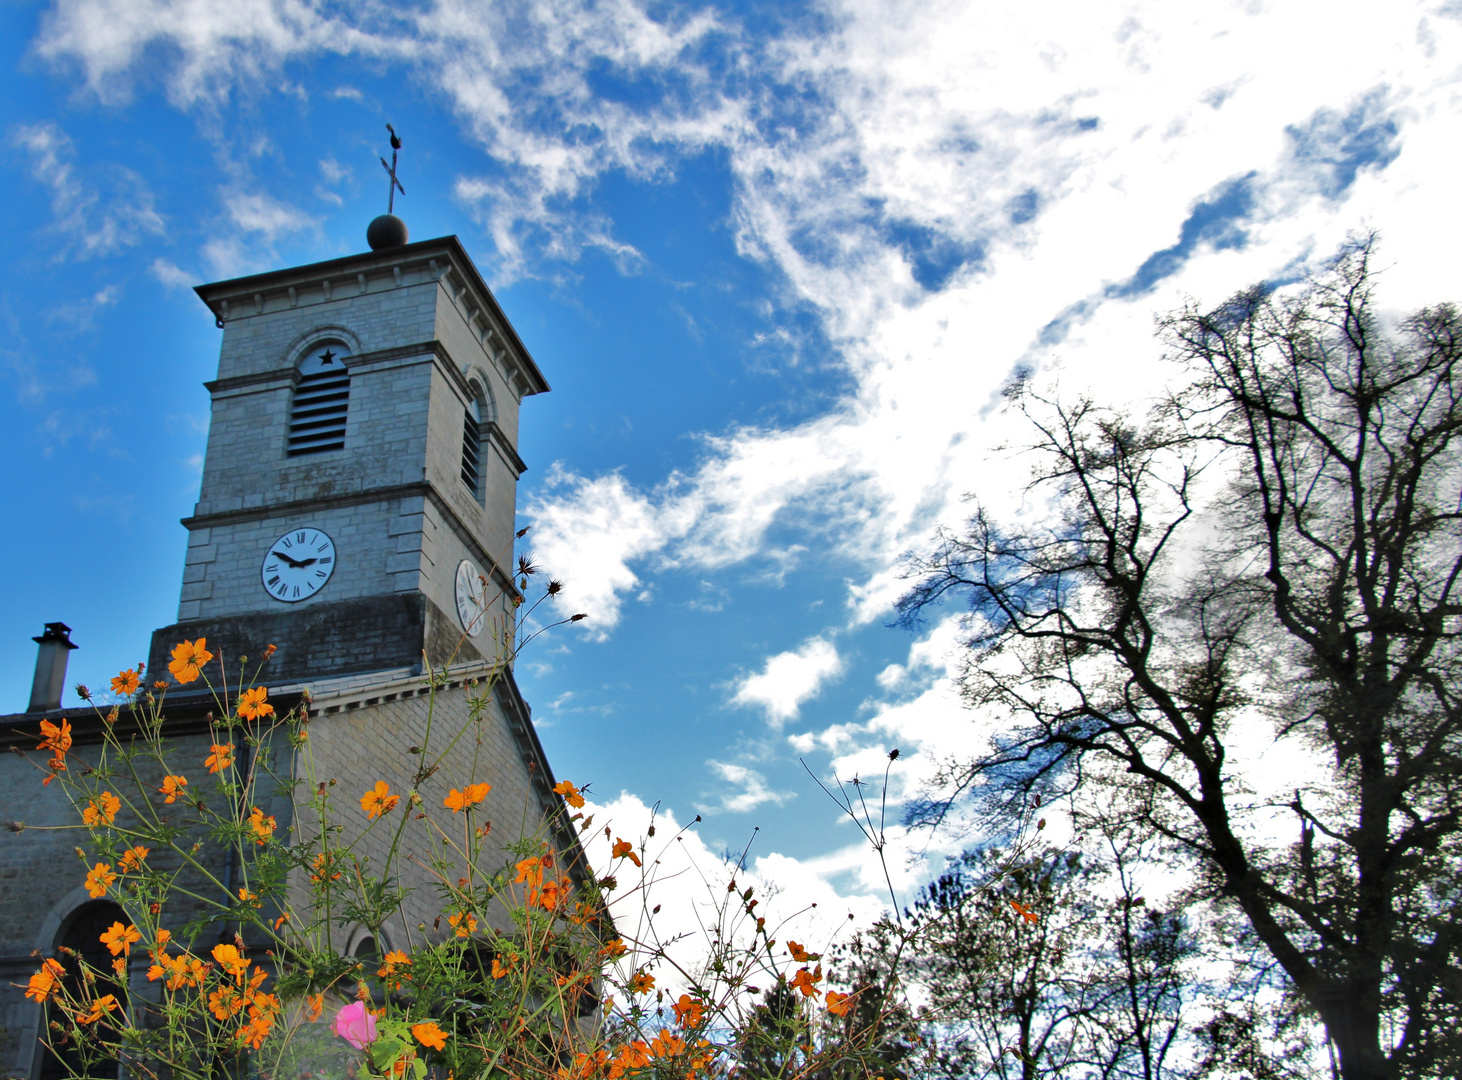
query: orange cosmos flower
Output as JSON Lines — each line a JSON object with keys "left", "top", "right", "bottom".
{"left": 378, "top": 951, "right": 412, "bottom": 984}
{"left": 119, "top": 845, "right": 150, "bottom": 872}
{"left": 110, "top": 668, "right": 140, "bottom": 696}
{"left": 82, "top": 791, "right": 122, "bottom": 827}
{"left": 237, "top": 686, "right": 274, "bottom": 721}
{"left": 160, "top": 774, "right": 188, "bottom": 803}
{"left": 305, "top": 993, "right": 324, "bottom": 1021}
{"left": 514, "top": 855, "right": 544, "bottom": 888}
{"left": 100, "top": 922, "right": 142, "bottom": 956}
{"left": 168, "top": 638, "right": 213, "bottom": 684}
{"left": 412, "top": 1021, "right": 449, "bottom": 1050}
{"left": 206, "top": 744, "right": 234, "bottom": 773}
{"left": 600, "top": 938, "right": 626, "bottom": 960}
{"left": 25, "top": 959, "right": 66, "bottom": 1003}
{"left": 447, "top": 912, "right": 477, "bottom": 937}
{"left": 787, "top": 941, "right": 819, "bottom": 963}
{"left": 1009, "top": 899, "right": 1038, "bottom": 924}
{"left": 552, "top": 780, "right": 585, "bottom": 808}
{"left": 38, "top": 718, "right": 72, "bottom": 755}
{"left": 359, "top": 781, "right": 400, "bottom": 820}
{"left": 825, "top": 990, "right": 855, "bottom": 1017}
{"left": 246, "top": 807, "right": 276, "bottom": 845}
{"left": 672, "top": 994, "right": 705, "bottom": 1028}
{"left": 238, "top": 888, "right": 260, "bottom": 907}
{"left": 443, "top": 782, "right": 491, "bottom": 813}
{"left": 76, "top": 994, "right": 118, "bottom": 1025}
{"left": 629, "top": 971, "right": 655, "bottom": 994}
{"left": 649, "top": 1029, "right": 685, "bottom": 1058}
{"left": 491, "top": 956, "right": 510, "bottom": 979}
{"left": 611, "top": 838, "right": 642, "bottom": 867}
{"left": 85, "top": 862, "right": 117, "bottom": 899}
{"left": 212, "top": 943, "right": 250, "bottom": 982}
{"left": 790, "top": 965, "right": 822, "bottom": 997}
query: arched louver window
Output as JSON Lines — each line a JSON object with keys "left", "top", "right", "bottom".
{"left": 287, "top": 343, "right": 351, "bottom": 456}
{"left": 461, "top": 391, "right": 482, "bottom": 496}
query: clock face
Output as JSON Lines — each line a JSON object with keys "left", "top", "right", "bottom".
{"left": 261, "top": 527, "right": 337, "bottom": 603}
{"left": 455, "top": 558, "right": 488, "bottom": 637}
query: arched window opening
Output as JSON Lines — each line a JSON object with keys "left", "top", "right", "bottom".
{"left": 39, "top": 901, "right": 128, "bottom": 1080}
{"left": 287, "top": 343, "right": 351, "bottom": 456}
{"left": 460, "top": 389, "right": 483, "bottom": 497}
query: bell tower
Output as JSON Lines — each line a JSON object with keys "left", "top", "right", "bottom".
{"left": 146, "top": 232, "right": 549, "bottom": 684}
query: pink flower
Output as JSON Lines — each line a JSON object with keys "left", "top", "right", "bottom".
{"left": 333, "top": 1000, "right": 377, "bottom": 1049}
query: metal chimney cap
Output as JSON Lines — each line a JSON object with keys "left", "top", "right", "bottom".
{"left": 32, "top": 623, "right": 78, "bottom": 649}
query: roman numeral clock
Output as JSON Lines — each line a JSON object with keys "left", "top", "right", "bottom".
{"left": 261, "top": 528, "right": 337, "bottom": 603}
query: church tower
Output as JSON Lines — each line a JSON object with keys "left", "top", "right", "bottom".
{"left": 146, "top": 228, "right": 549, "bottom": 682}
{"left": 0, "top": 210, "right": 580, "bottom": 1079}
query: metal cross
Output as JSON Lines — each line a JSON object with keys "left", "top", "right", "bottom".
{"left": 379, "top": 123, "right": 405, "bottom": 214}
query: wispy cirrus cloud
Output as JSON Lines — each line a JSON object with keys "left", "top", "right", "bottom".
{"left": 14, "top": 121, "right": 165, "bottom": 258}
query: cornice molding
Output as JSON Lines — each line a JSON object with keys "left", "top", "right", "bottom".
{"left": 194, "top": 236, "right": 550, "bottom": 398}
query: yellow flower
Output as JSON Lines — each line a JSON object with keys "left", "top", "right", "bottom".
{"left": 110, "top": 668, "right": 140, "bottom": 696}
{"left": 206, "top": 744, "right": 234, "bottom": 773}
{"left": 360, "top": 781, "right": 400, "bottom": 820}
{"left": 448, "top": 912, "right": 477, "bottom": 937}
{"left": 168, "top": 638, "right": 213, "bottom": 684}
{"left": 25, "top": 959, "right": 65, "bottom": 1003}
{"left": 82, "top": 791, "right": 121, "bottom": 827}
{"left": 85, "top": 862, "right": 117, "bottom": 899}
{"left": 119, "top": 845, "right": 150, "bottom": 872}
{"left": 443, "top": 782, "right": 492, "bottom": 813}
{"left": 412, "top": 1021, "right": 449, "bottom": 1050}
{"left": 76, "top": 994, "right": 117, "bottom": 1025}
{"left": 246, "top": 807, "right": 276, "bottom": 845}
{"left": 100, "top": 922, "right": 142, "bottom": 956}
{"left": 237, "top": 686, "right": 274, "bottom": 721}
{"left": 160, "top": 775, "right": 188, "bottom": 803}
{"left": 553, "top": 780, "right": 585, "bottom": 808}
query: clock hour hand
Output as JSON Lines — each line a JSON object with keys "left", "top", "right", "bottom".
{"left": 272, "top": 550, "right": 305, "bottom": 568}
{"left": 294, "top": 557, "right": 318, "bottom": 567}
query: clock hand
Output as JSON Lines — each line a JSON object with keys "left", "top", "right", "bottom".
{"left": 272, "top": 550, "right": 305, "bottom": 568}
{"left": 295, "top": 557, "right": 318, "bottom": 567}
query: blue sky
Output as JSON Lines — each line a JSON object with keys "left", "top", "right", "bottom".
{"left": 3, "top": 0, "right": 1461, "bottom": 925}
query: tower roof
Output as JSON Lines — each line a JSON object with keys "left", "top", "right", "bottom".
{"left": 194, "top": 235, "right": 549, "bottom": 397}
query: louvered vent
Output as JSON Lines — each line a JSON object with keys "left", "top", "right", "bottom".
{"left": 461, "top": 395, "right": 482, "bottom": 495}
{"left": 287, "top": 344, "right": 351, "bottom": 456}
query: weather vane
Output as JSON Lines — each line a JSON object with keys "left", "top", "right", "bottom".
{"left": 380, "top": 124, "right": 405, "bottom": 214}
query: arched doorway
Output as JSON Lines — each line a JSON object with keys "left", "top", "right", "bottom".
{"left": 38, "top": 900, "right": 127, "bottom": 1080}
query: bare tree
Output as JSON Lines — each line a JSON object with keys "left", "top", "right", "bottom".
{"left": 898, "top": 236, "right": 1462, "bottom": 1080}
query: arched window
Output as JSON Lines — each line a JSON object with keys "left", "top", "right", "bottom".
{"left": 460, "top": 388, "right": 483, "bottom": 497}
{"left": 39, "top": 901, "right": 127, "bottom": 1080}
{"left": 287, "top": 343, "right": 351, "bottom": 456}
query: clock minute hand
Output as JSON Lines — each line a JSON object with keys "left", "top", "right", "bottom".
{"left": 295, "top": 557, "right": 318, "bottom": 567}
{"left": 272, "top": 550, "right": 305, "bottom": 568}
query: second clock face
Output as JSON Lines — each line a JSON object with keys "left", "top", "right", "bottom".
{"left": 261, "top": 527, "right": 337, "bottom": 603}
{"left": 455, "top": 558, "right": 488, "bottom": 637}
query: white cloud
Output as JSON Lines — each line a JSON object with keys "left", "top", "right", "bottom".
{"left": 15, "top": 121, "right": 164, "bottom": 258}
{"left": 700, "top": 761, "right": 795, "bottom": 815}
{"left": 732, "top": 638, "right": 843, "bottom": 726}
{"left": 150, "top": 258, "right": 194, "bottom": 289}
{"left": 225, "top": 191, "right": 317, "bottom": 241}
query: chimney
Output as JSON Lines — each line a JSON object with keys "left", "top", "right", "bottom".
{"left": 27, "top": 623, "right": 78, "bottom": 713}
